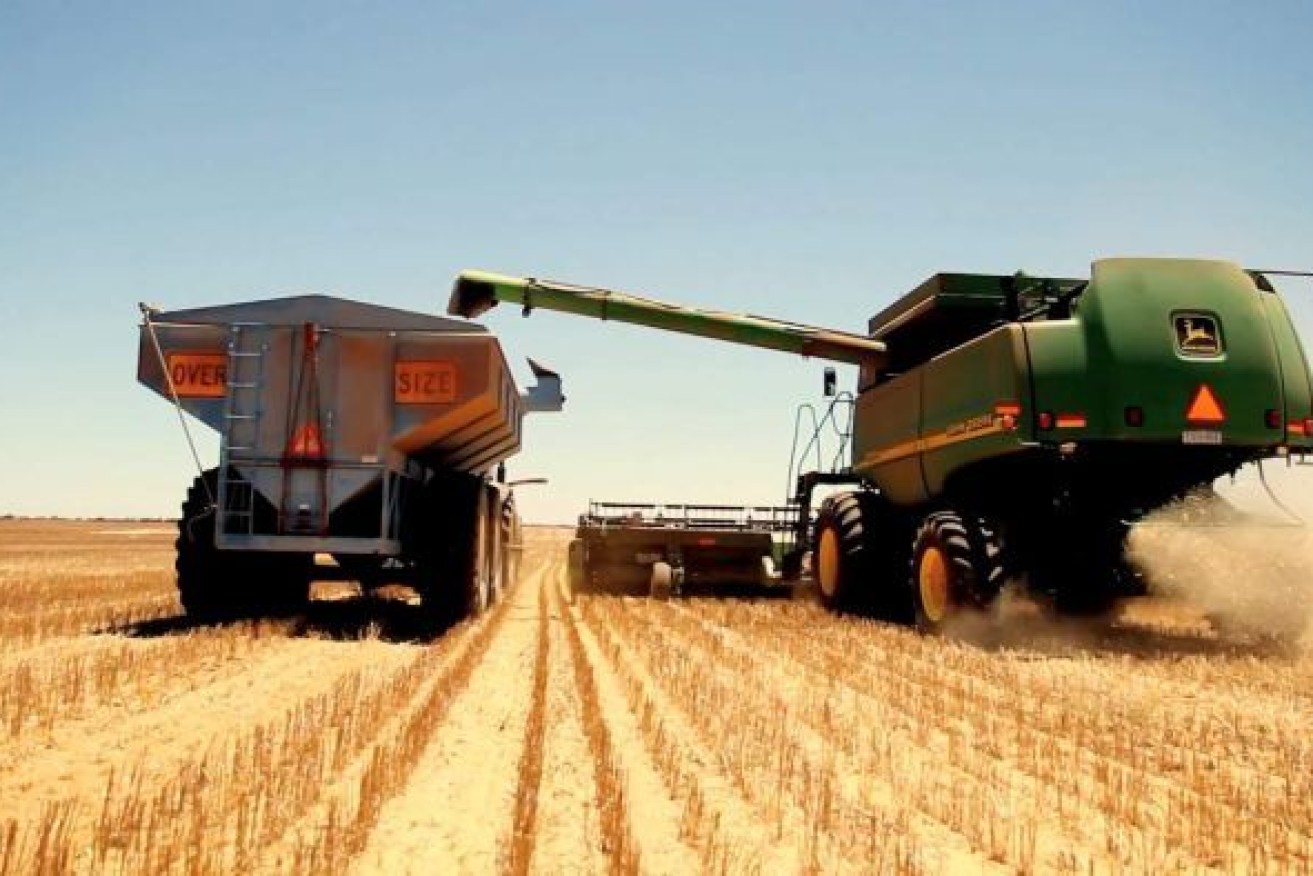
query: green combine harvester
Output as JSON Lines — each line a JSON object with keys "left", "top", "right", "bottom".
{"left": 449, "top": 259, "right": 1313, "bottom": 633}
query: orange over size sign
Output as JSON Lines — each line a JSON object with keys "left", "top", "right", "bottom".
{"left": 395, "top": 360, "right": 458, "bottom": 404}
{"left": 166, "top": 353, "right": 228, "bottom": 398}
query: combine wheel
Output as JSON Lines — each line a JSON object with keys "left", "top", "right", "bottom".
{"left": 909, "top": 511, "right": 1004, "bottom": 634}
{"left": 813, "top": 491, "right": 913, "bottom": 620}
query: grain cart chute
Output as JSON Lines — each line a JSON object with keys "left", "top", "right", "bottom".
{"left": 450, "top": 261, "right": 1313, "bottom": 637}
{"left": 568, "top": 501, "right": 798, "bottom": 598}
{"left": 138, "top": 294, "right": 563, "bottom": 622}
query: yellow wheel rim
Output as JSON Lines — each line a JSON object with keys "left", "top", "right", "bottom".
{"left": 817, "top": 527, "right": 841, "bottom": 598}
{"left": 919, "top": 545, "right": 950, "bottom": 623}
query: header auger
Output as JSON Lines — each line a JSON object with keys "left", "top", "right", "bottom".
{"left": 450, "top": 259, "right": 1313, "bottom": 637}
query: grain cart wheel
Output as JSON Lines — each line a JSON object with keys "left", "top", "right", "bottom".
{"left": 813, "top": 492, "right": 913, "bottom": 619}
{"left": 176, "top": 473, "right": 311, "bottom": 620}
{"left": 909, "top": 511, "right": 1004, "bottom": 634}
{"left": 413, "top": 473, "right": 485, "bottom": 626}
{"left": 176, "top": 473, "right": 227, "bottom": 620}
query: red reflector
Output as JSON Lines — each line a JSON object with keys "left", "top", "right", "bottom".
{"left": 1124, "top": 406, "right": 1144, "bottom": 427}
{"left": 286, "top": 425, "right": 325, "bottom": 459}
{"left": 1055, "top": 413, "right": 1087, "bottom": 429}
{"left": 1038, "top": 411, "right": 1055, "bottom": 430}
{"left": 696, "top": 537, "right": 717, "bottom": 547}
{"left": 1185, "top": 384, "right": 1226, "bottom": 425}
{"left": 1267, "top": 409, "right": 1283, "bottom": 429}
{"left": 994, "top": 401, "right": 1022, "bottom": 417}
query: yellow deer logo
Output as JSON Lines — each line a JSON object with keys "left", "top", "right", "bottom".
{"left": 1175, "top": 315, "right": 1220, "bottom": 355}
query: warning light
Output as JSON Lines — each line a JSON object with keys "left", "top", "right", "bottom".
{"left": 1055, "top": 413, "right": 1087, "bottom": 429}
{"left": 1185, "top": 384, "right": 1226, "bottom": 425}
{"left": 286, "top": 425, "right": 325, "bottom": 459}
{"left": 1038, "top": 411, "right": 1055, "bottom": 430}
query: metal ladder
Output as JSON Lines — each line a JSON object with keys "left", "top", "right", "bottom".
{"left": 217, "top": 324, "right": 266, "bottom": 536}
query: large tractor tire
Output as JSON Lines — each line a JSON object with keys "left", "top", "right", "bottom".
{"left": 909, "top": 511, "right": 1004, "bottom": 634}
{"left": 413, "top": 472, "right": 490, "bottom": 626}
{"left": 1033, "top": 522, "right": 1136, "bottom": 618}
{"left": 176, "top": 472, "right": 311, "bottom": 621}
{"left": 813, "top": 491, "right": 913, "bottom": 620}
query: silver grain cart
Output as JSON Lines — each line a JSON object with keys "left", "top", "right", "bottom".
{"left": 137, "top": 294, "right": 562, "bottom": 621}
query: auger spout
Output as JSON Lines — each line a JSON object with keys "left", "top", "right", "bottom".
{"left": 448, "top": 270, "right": 887, "bottom": 367}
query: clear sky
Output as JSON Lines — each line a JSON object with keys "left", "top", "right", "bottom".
{"left": 3, "top": 1, "right": 1313, "bottom": 522}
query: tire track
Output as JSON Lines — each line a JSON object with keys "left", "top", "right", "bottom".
{"left": 523, "top": 567, "right": 607, "bottom": 874}
{"left": 349, "top": 564, "right": 547, "bottom": 874}
{"left": 507, "top": 564, "right": 551, "bottom": 874}
{"left": 565, "top": 595, "right": 698, "bottom": 874}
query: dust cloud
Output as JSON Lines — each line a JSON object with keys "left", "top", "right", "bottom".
{"left": 1126, "top": 477, "right": 1313, "bottom": 645}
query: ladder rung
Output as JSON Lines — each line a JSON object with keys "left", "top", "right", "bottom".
{"left": 225, "top": 413, "right": 259, "bottom": 420}
{"left": 227, "top": 381, "right": 259, "bottom": 389}
{"left": 228, "top": 351, "right": 262, "bottom": 359}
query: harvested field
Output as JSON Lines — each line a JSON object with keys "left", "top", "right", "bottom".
{"left": 3, "top": 519, "right": 1313, "bottom": 874}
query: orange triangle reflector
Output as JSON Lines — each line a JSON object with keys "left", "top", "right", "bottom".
{"left": 286, "top": 425, "right": 325, "bottom": 458}
{"left": 1185, "top": 384, "right": 1226, "bottom": 424}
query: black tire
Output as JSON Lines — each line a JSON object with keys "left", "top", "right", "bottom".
{"left": 176, "top": 472, "right": 311, "bottom": 620}
{"left": 909, "top": 511, "right": 1004, "bottom": 634}
{"left": 412, "top": 472, "right": 486, "bottom": 626}
{"left": 1034, "top": 523, "right": 1133, "bottom": 617}
{"left": 813, "top": 491, "right": 913, "bottom": 620}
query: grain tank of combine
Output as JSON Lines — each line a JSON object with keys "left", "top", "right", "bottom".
{"left": 138, "top": 294, "right": 562, "bottom": 621}
{"left": 450, "top": 260, "right": 1313, "bottom": 636}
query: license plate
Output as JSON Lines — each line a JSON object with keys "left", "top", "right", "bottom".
{"left": 1182, "top": 429, "right": 1223, "bottom": 445}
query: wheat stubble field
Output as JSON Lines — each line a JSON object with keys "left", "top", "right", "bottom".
{"left": 3, "top": 519, "right": 1313, "bottom": 874}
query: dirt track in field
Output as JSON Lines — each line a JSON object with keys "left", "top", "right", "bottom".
{"left": 3, "top": 520, "right": 1313, "bottom": 874}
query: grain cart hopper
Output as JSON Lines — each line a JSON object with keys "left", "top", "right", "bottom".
{"left": 450, "top": 260, "right": 1313, "bottom": 635}
{"left": 138, "top": 294, "right": 563, "bottom": 621}
{"left": 567, "top": 501, "right": 797, "bottom": 597}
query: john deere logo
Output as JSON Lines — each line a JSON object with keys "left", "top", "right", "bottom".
{"left": 1174, "top": 314, "right": 1222, "bottom": 357}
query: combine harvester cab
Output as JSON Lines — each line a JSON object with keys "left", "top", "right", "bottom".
{"left": 450, "top": 260, "right": 1313, "bottom": 637}
{"left": 567, "top": 501, "right": 797, "bottom": 598}
{"left": 138, "top": 294, "right": 563, "bottom": 622}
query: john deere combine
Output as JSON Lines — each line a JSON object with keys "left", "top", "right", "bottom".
{"left": 450, "top": 259, "right": 1313, "bottom": 632}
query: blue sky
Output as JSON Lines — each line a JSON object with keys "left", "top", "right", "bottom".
{"left": 2, "top": 1, "right": 1312, "bottom": 521}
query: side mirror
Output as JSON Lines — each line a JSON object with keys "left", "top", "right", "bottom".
{"left": 823, "top": 367, "right": 837, "bottom": 397}
{"left": 496, "top": 462, "right": 506, "bottom": 483}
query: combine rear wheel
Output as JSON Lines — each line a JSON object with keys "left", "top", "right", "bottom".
{"left": 813, "top": 491, "right": 913, "bottom": 620}
{"left": 909, "top": 511, "right": 1004, "bottom": 634}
